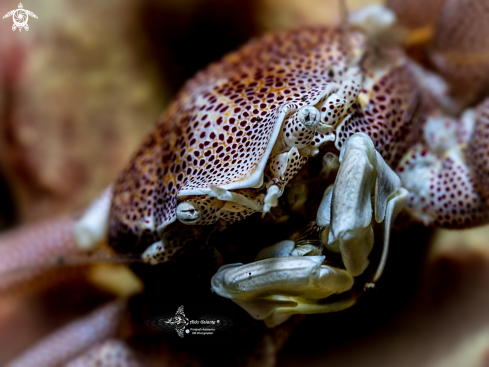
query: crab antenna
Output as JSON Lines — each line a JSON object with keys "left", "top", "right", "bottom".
{"left": 338, "top": 0, "right": 353, "bottom": 66}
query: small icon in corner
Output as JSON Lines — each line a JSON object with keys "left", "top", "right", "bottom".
{"left": 3, "top": 3, "right": 38, "bottom": 32}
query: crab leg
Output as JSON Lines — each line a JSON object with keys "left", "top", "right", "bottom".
{"left": 0, "top": 216, "right": 81, "bottom": 294}
{"left": 5, "top": 300, "right": 125, "bottom": 367}
{"left": 64, "top": 339, "right": 140, "bottom": 367}
{"left": 398, "top": 101, "right": 489, "bottom": 228}
{"left": 0, "top": 190, "right": 112, "bottom": 293}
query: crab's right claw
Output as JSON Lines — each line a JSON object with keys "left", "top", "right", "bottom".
{"left": 211, "top": 133, "right": 408, "bottom": 326}
{"left": 211, "top": 256, "right": 354, "bottom": 327}
{"left": 327, "top": 132, "right": 408, "bottom": 278}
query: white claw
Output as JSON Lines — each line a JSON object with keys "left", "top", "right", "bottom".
{"left": 212, "top": 256, "right": 326, "bottom": 300}
{"left": 301, "top": 264, "right": 354, "bottom": 300}
{"left": 329, "top": 132, "right": 406, "bottom": 278}
{"left": 211, "top": 133, "right": 408, "bottom": 325}
{"left": 338, "top": 225, "right": 374, "bottom": 276}
{"left": 330, "top": 133, "right": 375, "bottom": 244}
{"left": 211, "top": 256, "right": 354, "bottom": 325}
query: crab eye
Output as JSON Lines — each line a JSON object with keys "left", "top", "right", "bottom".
{"left": 176, "top": 202, "right": 201, "bottom": 224}
{"left": 297, "top": 105, "right": 321, "bottom": 130}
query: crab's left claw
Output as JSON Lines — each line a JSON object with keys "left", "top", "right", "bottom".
{"left": 212, "top": 256, "right": 355, "bottom": 327}
{"left": 212, "top": 133, "right": 408, "bottom": 326}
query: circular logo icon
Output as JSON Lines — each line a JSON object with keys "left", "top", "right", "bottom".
{"left": 12, "top": 9, "right": 28, "bottom": 28}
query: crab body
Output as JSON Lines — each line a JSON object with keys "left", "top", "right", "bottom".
{"left": 109, "top": 24, "right": 420, "bottom": 267}
{"left": 109, "top": 27, "right": 356, "bottom": 260}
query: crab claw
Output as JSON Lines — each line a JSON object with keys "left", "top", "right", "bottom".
{"left": 211, "top": 256, "right": 354, "bottom": 327}
{"left": 211, "top": 133, "right": 408, "bottom": 325}
{"left": 327, "top": 132, "right": 408, "bottom": 277}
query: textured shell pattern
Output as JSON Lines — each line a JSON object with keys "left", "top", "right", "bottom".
{"left": 109, "top": 27, "right": 421, "bottom": 254}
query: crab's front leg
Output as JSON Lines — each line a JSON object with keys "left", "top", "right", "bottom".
{"left": 397, "top": 100, "right": 489, "bottom": 229}
{"left": 0, "top": 188, "right": 113, "bottom": 294}
{"left": 211, "top": 133, "right": 408, "bottom": 326}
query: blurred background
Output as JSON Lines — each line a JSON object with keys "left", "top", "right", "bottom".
{"left": 1, "top": 0, "right": 489, "bottom": 366}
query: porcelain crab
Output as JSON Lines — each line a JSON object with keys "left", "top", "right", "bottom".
{"left": 3, "top": 0, "right": 489, "bottom": 365}
{"left": 99, "top": 6, "right": 412, "bottom": 327}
